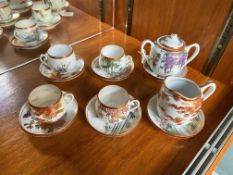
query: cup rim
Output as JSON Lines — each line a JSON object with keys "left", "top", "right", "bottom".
{"left": 15, "top": 19, "right": 37, "bottom": 30}
{"left": 28, "top": 84, "right": 62, "bottom": 109}
{"left": 164, "top": 76, "right": 201, "bottom": 100}
{"left": 97, "top": 85, "right": 129, "bottom": 109}
{"left": 47, "top": 44, "right": 74, "bottom": 59}
{"left": 100, "top": 45, "right": 125, "bottom": 60}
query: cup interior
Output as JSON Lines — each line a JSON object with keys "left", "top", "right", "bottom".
{"left": 48, "top": 44, "right": 73, "bottom": 58}
{"left": 32, "top": 2, "right": 50, "bottom": 11}
{"left": 15, "top": 19, "right": 36, "bottom": 29}
{"left": 28, "top": 84, "right": 61, "bottom": 108}
{"left": 165, "top": 77, "right": 200, "bottom": 99}
{"left": 101, "top": 45, "right": 124, "bottom": 59}
{"left": 98, "top": 85, "right": 129, "bottom": 108}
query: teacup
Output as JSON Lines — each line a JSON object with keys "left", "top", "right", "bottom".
{"left": 0, "top": 2, "right": 12, "bottom": 23}
{"left": 99, "top": 45, "right": 129, "bottom": 74}
{"left": 28, "top": 84, "right": 74, "bottom": 123}
{"left": 40, "top": 44, "right": 77, "bottom": 74}
{"left": 157, "top": 76, "right": 216, "bottom": 125}
{"left": 32, "top": 1, "right": 53, "bottom": 24}
{"left": 14, "top": 19, "right": 40, "bottom": 44}
{"left": 44, "top": 0, "right": 66, "bottom": 11}
{"left": 95, "top": 85, "right": 140, "bottom": 123}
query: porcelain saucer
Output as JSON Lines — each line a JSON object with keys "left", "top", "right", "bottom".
{"left": 34, "top": 14, "right": 61, "bottom": 30}
{"left": 91, "top": 56, "right": 134, "bottom": 82}
{"left": 39, "top": 56, "right": 85, "bottom": 82}
{"left": 19, "top": 91, "right": 78, "bottom": 137}
{"left": 86, "top": 95, "right": 142, "bottom": 137}
{"left": 0, "top": 13, "right": 20, "bottom": 28}
{"left": 10, "top": 0, "right": 33, "bottom": 13}
{"left": 147, "top": 94, "right": 205, "bottom": 138}
{"left": 143, "top": 63, "right": 187, "bottom": 80}
{"left": 10, "top": 30, "right": 48, "bottom": 50}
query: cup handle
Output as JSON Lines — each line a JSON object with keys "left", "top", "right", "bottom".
{"left": 63, "top": 93, "right": 74, "bottom": 106}
{"left": 184, "top": 43, "right": 200, "bottom": 66}
{"left": 200, "top": 81, "right": 216, "bottom": 101}
{"left": 140, "top": 40, "right": 154, "bottom": 68}
{"left": 128, "top": 100, "right": 140, "bottom": 112}
{"left": 40, "top": 54, "right": 50, "bottom": 67}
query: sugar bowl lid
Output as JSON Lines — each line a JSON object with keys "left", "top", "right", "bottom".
{"left": 157, "top": 34, "right": 185, "bottom": 51}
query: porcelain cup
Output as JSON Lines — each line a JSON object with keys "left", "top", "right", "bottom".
{"left": 40, "top": 44, "right": 77, "bottom": 74}
{"left": 157, "top": 76, "right": 216, "bottom": 125}
{"left": 99, "top": 45, "right": 130, "bottom": 74}
{"left": 28, "top": 84, "right": 74, "bottom": 123}
{"left": 95, "top": 85, "right": 140, "bottom": 123}
{"left": 32, "top": 1, "right": 53, "bottom": 24}
{"left": 0, "top": 2, "right": 12, "bottom": 23}
{"left": 14, "top": 19, "right": 40, "bottom": 44}
{"left": 44, "top": 0, "right": 66, "bottom": 11}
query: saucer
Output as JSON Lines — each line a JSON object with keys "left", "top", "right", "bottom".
{"left": 19, "top": 91, "right": 78, "bottom": 137}
{"left": 0, "top": 13, "right": 20, "bottom": 28}
{"left": 39, "top": 56, "right": 85, "bottom": 82}
{"left": 10, "top": 30, "right": 48, "bottom": 50}
{"left": 35, "top": 14, "right": 61, "bottom": 30}
{"left": 147, "top": 94, "right": 205, "bottom": 138}
{"left": 143, "top": 63, "right": 187, "bottom": 80}
{"left": 86, "top": 95, "right": 142, "bottom": 137}
{"left": 10, "top": 0, "right": 33, "bottom": 13}
{"left": 91, "top": 56, "right": 134, "bottom": 82}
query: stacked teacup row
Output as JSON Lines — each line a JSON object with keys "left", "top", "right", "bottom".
{"left": 0, "top": 0, "right": 70, "bottom": 49}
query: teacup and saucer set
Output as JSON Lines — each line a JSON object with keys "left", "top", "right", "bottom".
{"left": 10, "top": 19, "right": 48, "bottom": 49}
{"left": 9, "top": 0, "right": 33, "bottom": 14}
{"left": 140, "top": 34, "right": 200, "bottom": 79}
{"left": 147, "top": 76, "right": 216, "bottom": 138}
{"left": 91, "top": 45, "right": 134, "bottom": 82}
{"left": 19, "top": 84, "right": 78, "bottom": 137}
{"left": 39, "top": 44, "right": 84, "bottom": 82}
{"left": 44, "top": 0, "right": 73, "bottom": 17}
{"left": 86, "top": 85, "right": 142, "bottom": 137}
{"left": 31, "top": 1, "right": 61, "bottom": 31}
{"left": 0, "top": 1, "right": 20, "bottom": 28}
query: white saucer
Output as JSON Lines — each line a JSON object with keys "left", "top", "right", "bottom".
{"left": 35, "top": 14, "right": 61, "bottom": 30}
{"left": 10, "top": 0, "right": 33, "bottom": 13}
{"left": 86, "top": 95, "right": 142, "bottom": 137}
{"left": 143, "top": 63, "right": 188, "bottom": 80}
{"left": 39, "top": 56, "right": 85, "bottom": 82}
{"left": 19, "top": 91, "right": 78, "bottom": 137}
{"left": 0, "top": 13, "right": 20, "bottom": 28}
{"left": 147, "top": 94, "right": 205, "bottom": 138}
{"left": 10, "top": 30, "right": 48, "bottom": 50}
{"left": 91, "top": 56, "right": 134, "bottom": 82}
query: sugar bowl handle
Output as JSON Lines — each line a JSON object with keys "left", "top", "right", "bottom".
{"left": 200, "top": 81, "right": 216, "bottom": 101}
{"left": 184, "top": 43, "right": 200, "bottom": 66}
{"left": 140, "top": 40, "right": 154, "bottom": 68}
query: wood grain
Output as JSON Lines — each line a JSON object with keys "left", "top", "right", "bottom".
{"left": 0, "top": 5, "right": 111, "bottom": 73}
{"left": 0, "top": 29, "right": 232, "bottom": 175}
{"left": 130, "top": 0, "right": 232, "bottom": 72}
{"left": 212, "top": 37, "right": 233, "bottom": 86}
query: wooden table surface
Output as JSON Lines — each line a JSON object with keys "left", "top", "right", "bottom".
{"left": 0, "top": 5, "right": 111, "bottom": 73}
{"left": 0, "top": 9, "right": 233, "bottom": 175}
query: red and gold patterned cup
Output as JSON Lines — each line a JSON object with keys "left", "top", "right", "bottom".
{"left": 95, "top": 85, "right": 140, "bottom": 123}
{"left": 157, "top": 77, "right": 216, "bottom": 125}
{"left": 28, "top": 84, "right": 74, "bottom": 123}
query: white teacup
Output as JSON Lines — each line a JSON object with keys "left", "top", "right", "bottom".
{"left": 95, "top": 85, "right": 140, "bottom": 123}
{"left": 44, "top": 0, "right": 66, "bottom": 11}
{"left": 40, "top": 44, "right": 77, "bottom": 74}
{"left": 14, "top": 19, "right": 40, "bottom": 44}
{"left": 32, "top": 1, "right": 53, "bottom": 24}
{"left": 99, "top": 45, "right": 130, "bottom": 74}
{"left": 28, "top": 84, "right": 74, "bottom": 123}
{"left": 0, "top": 2, "right": 12, "bottom": 23}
